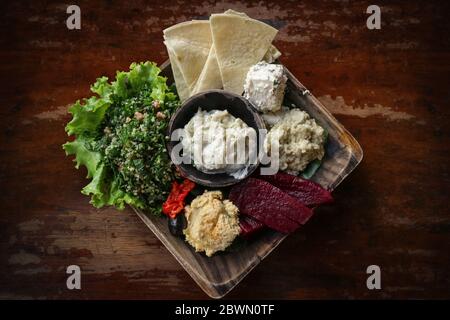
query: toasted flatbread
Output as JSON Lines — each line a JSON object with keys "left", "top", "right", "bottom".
{"left": 223, "top": 9, "right": 248, "bottom": 17}
{"left": 192, "top": 10, "right": 281, "bottom": 95}
{"left": 224, "top": 9, "right": 281, "bottom": 63}
{"left": 263, "top": 45, "right": 282, "bottom": 63}
{"left": 163, "top": 21, "right": 212, "bottom": 92}
{"left": 191, "top": 46, "right": 223, "bottom": 95}
{"left": 164, "top": 41, "right": 190, "bottom": 101}
{"left": 210, "top": 14, "right": 278, "bottom": 94}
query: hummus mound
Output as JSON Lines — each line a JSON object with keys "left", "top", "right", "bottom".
{"left": 183, "top": 191, "right": 240, "bottom": 257}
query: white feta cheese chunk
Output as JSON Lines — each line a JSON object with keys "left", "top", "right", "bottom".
{"left": 243, "top": 62, "right": 287, "bottom": 113}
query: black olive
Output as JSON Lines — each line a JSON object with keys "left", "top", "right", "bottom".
{"left": 185, "top": 186, "right": 205, "bottom": 204}
{"left": 168, "top": 213, "right": 187, "bottom": 237}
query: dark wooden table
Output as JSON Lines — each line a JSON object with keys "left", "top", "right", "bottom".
{"left": 1, "top": 0, "right": 449, "bottom": 299}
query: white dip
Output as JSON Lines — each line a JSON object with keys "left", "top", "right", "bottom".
{"left": 243, "top": 62, "right": 287, "bottom": 113}
{"left": 182, "top": 109, "right": 256, "bottom": 176}
{"left": 264, "top": 109, "right": 326, "bottom": 174}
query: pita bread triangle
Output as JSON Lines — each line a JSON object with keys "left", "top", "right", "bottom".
{"left": 210, "top": 13, "right": 278, "bottom": 94}
{"left": 164, "top": 41, "right": 190, "bottom": 101}
{"left": 163, "top": 20, "right": 212, "bottom": 92}
{"left": 223, "top": 9, "right": 281, "bottom": 63}
{"left": 192, "top": 46, "right": 223, "bottom": 95}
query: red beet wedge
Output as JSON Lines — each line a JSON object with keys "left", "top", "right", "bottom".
{"left": 239, "top": 215, "right": 265, "bottom": 239}
{"left": 257, "top": 172, "right": 333, "bottom": 207}
{"left": 230, "top": 178, "right": 314, "bottom": 233}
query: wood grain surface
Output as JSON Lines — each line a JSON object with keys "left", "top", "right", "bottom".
{"left": 0, "top": 0, "right": 449, "bottom": 299}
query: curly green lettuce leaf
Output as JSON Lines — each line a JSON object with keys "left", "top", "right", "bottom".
{"left": 105, "top": 179, "right": 145, "bottom": 210}
{"left": 80, "top": 162, "right": 108, "bottom": 206}
{"left": 65, "top": 75, "right": 114, "bottom": 137}
{"left": 65, "top": 97, "right": 110, "bottom": 137}
{"left": 63, "top": 138, "right": 101, "bottom": 179}
{"left": 80, "top": 163, "right": 145, "bottom": 210}
{"left": 90, "top": 76, "right": 113, "bottom": 97}
{"left": 63, "top": 137, "right": 145, "bottom": 210}
{"left": 111, "top": 62, "right": 166, "bottom": 100}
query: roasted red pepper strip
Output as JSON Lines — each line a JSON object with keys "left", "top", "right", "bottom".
{"left": 162, "top": 179, "right": 196, "bottom": 219}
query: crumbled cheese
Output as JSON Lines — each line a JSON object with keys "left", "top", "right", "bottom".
{"left": 243, "top": 62, "right": 287, "bottom": 113}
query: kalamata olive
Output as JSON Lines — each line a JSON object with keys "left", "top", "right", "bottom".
{"left": 168, "top": 214, "right": 187, "bottom": 237}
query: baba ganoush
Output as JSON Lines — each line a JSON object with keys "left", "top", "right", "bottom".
{"left": 260, "top": 106, "right": 290, "bottom": 128}
{"left": 183, "top": 191, "right": 240, "bottom": 257}
{"left": 182, "top": 109, "right": 256, "bottom": 176}
{"left": 244, "top": 62, "right": 287, "bottom": 113}
{"left": 264, "top": 109, "right": 326, "bottom": 174}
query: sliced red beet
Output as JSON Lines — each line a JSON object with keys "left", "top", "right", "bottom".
{"left": 229, "top": 178, "right": 314, "bottom": 233}
{"left": 239, "top": 215, "right": 265, "bottom": 239}
{"left": 228, "top": 180, "right": 246, "bottom": 206}
{"left": 257, "top": 172, "right": 333, "bottom": 207}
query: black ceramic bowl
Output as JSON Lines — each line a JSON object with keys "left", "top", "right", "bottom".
{"left": 167, "top": 89, "right": 265, "bottom": 187}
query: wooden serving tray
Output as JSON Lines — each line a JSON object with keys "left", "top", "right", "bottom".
{"left": 132, "top": 60, "right": 363, "bottom": 298}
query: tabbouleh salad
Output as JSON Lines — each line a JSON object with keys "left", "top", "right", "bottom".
{"left": 63, "top": 62, "right": 180, "bottom": 215}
